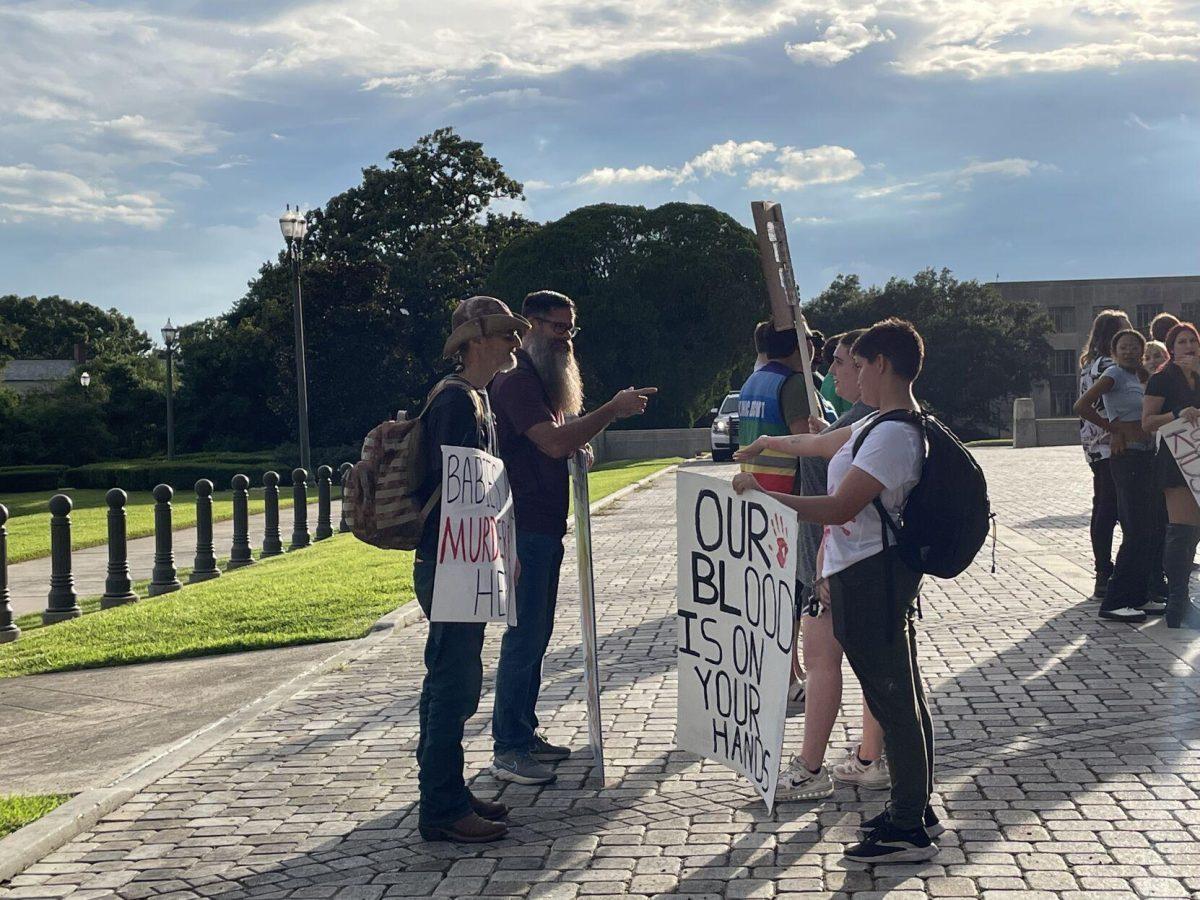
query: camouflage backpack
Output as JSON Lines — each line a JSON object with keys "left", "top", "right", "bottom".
{"left": 342, "top": 375, "right": 484, "bottom": 550}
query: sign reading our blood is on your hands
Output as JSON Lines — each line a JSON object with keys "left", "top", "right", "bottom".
{"left": 431, "top": 446, "right": 517, "bottom": 625}
{"left": 676, "top": 471, "right": 797, "bottom": 811}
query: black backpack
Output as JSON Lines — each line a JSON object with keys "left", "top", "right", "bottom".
{"left": 852, "top": 409, "right": 992, "bottom": 579}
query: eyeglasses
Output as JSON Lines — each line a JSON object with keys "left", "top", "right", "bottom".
{"left": 532, "top": 316, "right": 581, "bottom": 338}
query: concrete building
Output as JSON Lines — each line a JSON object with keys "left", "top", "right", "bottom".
{"left": 994, "top": 275, "right": 1200, "bottom": 417}
{"left": 0, "top": 359, "right": 76, "bottom": 397}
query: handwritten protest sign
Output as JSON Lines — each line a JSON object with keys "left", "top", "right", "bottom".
{"left": 676, "top": 471, "right": 797, "bottom": 811}
{"left": 1161, "top": 417, "right": 1200, "bottom": 504}
{"left": 431, "top": 446, "right": 517, "bottom": 624}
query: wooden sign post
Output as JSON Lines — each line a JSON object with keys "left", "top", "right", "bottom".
{"left": 750, "top": 201, "right": 823, "bottom": 417}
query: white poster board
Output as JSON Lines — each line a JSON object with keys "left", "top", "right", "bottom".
{"left": 1161, "top": 417, "right": 1200, "bottom": 502}
{"left": 675, "top": 470, "right": 797, "bottom": 811}
{"left": 431, "top": 446, "right": 517, "bottom": 624}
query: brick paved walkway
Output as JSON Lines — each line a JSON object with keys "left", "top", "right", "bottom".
{"left": 4, "top": 447, "right": 1200, "bottom": 899}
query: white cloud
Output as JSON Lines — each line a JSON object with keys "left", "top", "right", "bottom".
{"left": 0, "top": 164, "right": 168, "bottom": 228}
{"left": 679, "top": 140, "right": 777, "bottom": 180}
{"left": 574, "top": 165, "right": 678, "bottom": 187}
{"left": 747, "top": 145, "right": 865, "bottom": 191}
{"left": 954, "top": 157, "right": 1052, "bottom": 186}
{"left": 522, "top": 179, "right": 554, "bottom": 191}
{"left": 786, "top": 13, "right": 895, "bottom": 66}
{"left": 91, "top": 114, "right": 217, "bottom": 155}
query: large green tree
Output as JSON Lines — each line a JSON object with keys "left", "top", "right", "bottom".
{"left": 0, "top": 294, "right": 150, "bottom": 359}
{"left": 178, "top": 128, "right": 535, "bottom": 452}
{"left": 804, "top": 268, "right": 1052, "bottom": 434}
{"left": 487, "top": 203, "right": 765, "bottom": 429}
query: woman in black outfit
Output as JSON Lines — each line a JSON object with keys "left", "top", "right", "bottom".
{"left": 1142, "top": 322, "right": 1200, "bottom": 629}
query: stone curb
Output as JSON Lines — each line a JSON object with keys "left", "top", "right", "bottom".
{"left": 0, "top": 459, "right": 685, "bottom": 884}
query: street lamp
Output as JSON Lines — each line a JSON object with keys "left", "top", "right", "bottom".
{"left": 79, "top": 372, "right": 91, "bottom": 389}
{"left": 279, "top": 203, "right": 312, "bottom": 479}
{"left": 161, "top": 319, "right": 178, "bottom": 460}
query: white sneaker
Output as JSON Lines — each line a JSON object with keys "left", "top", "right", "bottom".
{"left": 786, "top": 680, "right": 806, "bottom": 717}
{"left": 830, "top": 747, "right": 891, "bottom": 789}
{"left": 776, "top": 756, "right": 834, "bottom": 801}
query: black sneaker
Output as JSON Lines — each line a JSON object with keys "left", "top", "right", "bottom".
{"left": 859, "top": 804, "right": 945, "bottom": 838}
{"left": 844, "top": 821, "right": 937, "bottom": 863}
{"left": 1090, "top": 575, "right": 1109, "bottom": 601}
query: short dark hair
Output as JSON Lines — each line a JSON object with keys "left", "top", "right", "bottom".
{"left": 839, "top": 328, "right": 867, "bottom": 349}
{"left": 851, "top": 318, "right": 924, "bottom": 381}
{"left": 1165, "top": 322, "right": 1200, "bottom": 358}
{"left": 753, "top": 320, "right": 772, "bottom": 354}
{"left": 821, "top": 333, "right": 842, "bottom": 367}
{"left": 1151, "top": 312, "right": 1181, "bottom": 343}
{"left": 763, "top": 325, "right": 800, "bottom": 360}
{"left": 522, "top": 290, "right": 575, "bottom": 318}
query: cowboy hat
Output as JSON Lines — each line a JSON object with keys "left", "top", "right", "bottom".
{"left": 443, "top": 295, "right": 532, "bottom": 358}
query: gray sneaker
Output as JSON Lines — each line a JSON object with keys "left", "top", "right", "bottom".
{"left": 775, "top": 756, "right": 834, "bottom": 801}
{"left": 530, "top": 733, "right": 571, "bottom": 762}
{"left": 492, "top": 751, "right": 557, "bottom": 785}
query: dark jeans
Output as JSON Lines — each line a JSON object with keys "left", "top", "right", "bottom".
{"left": 1104, "top": 450, "right": 1163, "bottom": 610}
{"left": 414, "top": 558, "right": 486, "bottom": 827}
{"left": 492, "top": 530, "right": 565, "bottom": 755}
{"left": 830, "top": 548, "right": 932, "bottom": 832}
{"left": 1089, "top": 456, "right": 1119, "bottom": 580}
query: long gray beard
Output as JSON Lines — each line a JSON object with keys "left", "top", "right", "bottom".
{"left": 525, "top": 335, "right": 584, "bottom": 416}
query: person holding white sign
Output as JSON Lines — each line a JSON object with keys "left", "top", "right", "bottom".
{"left": 1142, "top": 321, "right": 1200, "bottom": 630}
{"left": 412, "top": 296, "right": 530, "bottom": 843}
{"left": 734, "top": 319, "right": 938, "bottom": 864}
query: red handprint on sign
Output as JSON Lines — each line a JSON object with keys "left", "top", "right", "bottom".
{"left": 771, "top": 513, "right": 790, "bottom": 568}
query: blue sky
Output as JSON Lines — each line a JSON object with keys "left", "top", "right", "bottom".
{"left": 1, "top": 1, "right": 1198, "bottom": 339}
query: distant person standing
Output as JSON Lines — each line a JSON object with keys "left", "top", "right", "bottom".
{"left": 1074, "top": 328, "right": 1163, "bottom": 622}
{"left": 1150, "top": 312, "right": 1181, "bottom": 344}
{"left": 820, "top": 331, "right": 854, "bottom": 418}
{"left": 489, "top": 289, "right": 656, "bottom": 785}
{"left": 1078, "top": 309, "right": 1132, "bottom": 602}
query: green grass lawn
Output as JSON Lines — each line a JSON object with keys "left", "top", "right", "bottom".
{"left": 0, "top": 794, "right": 71, "bottom": 839}
{"left": 0, "top": 457, "right": 678, "bottom": 678}
{"left": 0, "top": 536, "right": 411, "bottom": 678}
{"left": 0, "top": 487, "right": 321, "bottom": 564}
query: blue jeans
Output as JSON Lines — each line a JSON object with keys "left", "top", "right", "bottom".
{"left": 1104, "top": 450, "right": 1162, "bottom": 610}
{"left": 492, "top": 530, "right": 565, "bottom": 755}
{"left": 413, "top": 558, "right": 486, "bottom": 827}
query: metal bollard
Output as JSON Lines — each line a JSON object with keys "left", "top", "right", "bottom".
{"left": 338, "top": 462, "right": 353, "bottom": 533}
{"left": 43, "top": 494, "right": 81, "bottom": 624}
{"left": 148, "top": 484, "right": 182, "bottom": 597}
{"left": 315, "top": 465, "right": 333, "bottom": 541}
{"left": 290, "top": 467, "right": 311, "bottom": 550}
{"left": 190, "top": 479, "right": 221, "bottom": 583}
{"left": 227, "top": 474, "right": 255, "bottom": 570}
{"left": 262, "top": 471, "right": 283, "bottom": 557}
{"left": 100, "top": 489, "right": 138, "bottom": 608}
{"left": 0, "top": 504, "right": 19, "bottom": 642}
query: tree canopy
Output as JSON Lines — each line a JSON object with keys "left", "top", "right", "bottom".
{"left": 178, "top": 127, "right": 536, "bottom": 452}
{"left": 803, "top": 269, "right": 1052, "bottom": 434}
{"left": 487, "top": 202, "right": 765, "bottom": 429}
{"left": 0, "top": 294, "right": 150, "bottom": 359}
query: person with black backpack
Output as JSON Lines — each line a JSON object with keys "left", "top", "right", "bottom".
{"left": 734, "top": 318, "right": 987, "bottom": 864}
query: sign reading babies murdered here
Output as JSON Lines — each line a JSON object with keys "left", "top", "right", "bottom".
{"left": 431, "top": 446, "right": 517, "bottom": 624}
{"left": 1161, "top": 417, "right": 1200, "bottom": 504}
{"left": 676, "top": 470, "right": 797, "bottom": 811}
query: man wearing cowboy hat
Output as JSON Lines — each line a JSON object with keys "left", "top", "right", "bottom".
{"left": 489, "top": 289, "right": 657, "bottom": 785}
{"left": 413, "top": 295, "right": 530, "bottom": 843}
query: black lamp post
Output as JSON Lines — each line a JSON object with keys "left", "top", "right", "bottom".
{"left": 161, "top": 319, "right": 178, "bottom": 460}
{"left": 280, "top": 204, "right": 312, "bottom": 480}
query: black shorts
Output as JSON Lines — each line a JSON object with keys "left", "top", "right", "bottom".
{"left": 1155, "top": 446, "right": 1186, "bottom": 491}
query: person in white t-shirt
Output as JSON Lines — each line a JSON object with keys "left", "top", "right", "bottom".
{"left": 733, "top": 317, "right": 937, "bottom": 865}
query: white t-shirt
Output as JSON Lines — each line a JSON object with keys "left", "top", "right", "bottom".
{"left": 821, "top": 413, "right": 924, "bottom": 579}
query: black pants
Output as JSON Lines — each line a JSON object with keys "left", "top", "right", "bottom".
{"left": 1089, "top": 456, "right": 1119, "bottom": 580}
{"left": 1104, "top": 450, "right": 1163, "bottom": 610}
{"left": 414, "top": 558, "right": 486, "bottom": 827}
{"left": 830, "top": 548, "right": 932, "bottom": 832}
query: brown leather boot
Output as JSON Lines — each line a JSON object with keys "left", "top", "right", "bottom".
{"left": 418, "top": 812, "right": 507, "bottom": 843}
{"left": 468, "top": 791, "right": 509, "bottom": 821}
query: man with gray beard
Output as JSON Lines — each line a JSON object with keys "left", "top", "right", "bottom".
{"left": 489, "top": 289, "right": 657, "bottom": 784}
